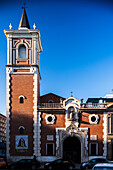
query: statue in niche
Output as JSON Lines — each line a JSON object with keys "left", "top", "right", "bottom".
{"left": 18, "top": 138, "right": 26, "bottom": 147}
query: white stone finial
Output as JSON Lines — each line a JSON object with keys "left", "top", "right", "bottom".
{"left": 33, "top": 23, "right": 36, "bottom": 29}
{"left": 9, "top": 23, "right": 12, "bottom": 29}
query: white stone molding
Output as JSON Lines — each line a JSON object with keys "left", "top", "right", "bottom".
{"left": 47, "top": 135, "right": 54, "bottom": 141}
{"left": 33, "top": 74, "right": 38, "bottom": 156}
{"left": 6, "top": 68, "right": 11, "bottom": 160}
{"left": 37, "top": 111, "right": 41, "bottom": 157}
{"left": 32, "top": 38, "right": 37, "bottom": 65}
{"left": 45, "top": 114, "right": 56, "bottom": 124}
{"left": 30, "top": 67, "right": 37, "bottom": 74}
{"left": 16, "top": 41, "right": 28, "bottom": 59}
{"left": 29, "top": 50, "right": 31, "bottom": 64}
{"left": 24, "top": 40, "right": 31, "bottom": 47}
{"left": 103, "top": 112, "right": 107, "bottom": 157}
{"left": 18, "top": 95, "right": 25, "bottom": 99}
{"left": 90, "top": 135, "right": 97, "bottom": 140}
{"left": 56, "top": 127, "right": 88, "bottom": 163}
{"left": 18, "top": 126, "right": 25, "bottom": 130}
{"left": 6, "top": 66, "right": 38, "bottom": 75}
{"left": 13, "top": 50, "right": 15, "bottom": 64}
{"left": 13, "top": 40, "right": 20, "bottom": 48}
{"left": 89, "top": 114, "right": 99, "bottom": 124}
{"left": 7, "top": 37, "right": 12, "bottom": 65}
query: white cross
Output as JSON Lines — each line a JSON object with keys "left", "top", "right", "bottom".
{"left": 9, "top": 23, "right": 12, "bottom": 29}
{"left": 33, "top": 23, "right": 36, "bottom": 29}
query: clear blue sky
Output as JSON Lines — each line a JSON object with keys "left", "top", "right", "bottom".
{"left": 1, "top": 0, "right": 113, "bottom": 115}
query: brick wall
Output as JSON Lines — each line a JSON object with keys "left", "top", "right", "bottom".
{"left": 41, "top": 112, "right": 65, "bottom": 156}
{"left": 10, "top": 74, "right": 34, "bottom": 156}
{"left": 40, "top": 93, "right": 65, "bottom": 103}
{"left": 79, "top": 111, "right": 104, "bottom": 155}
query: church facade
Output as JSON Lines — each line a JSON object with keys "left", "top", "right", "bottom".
{"left": 4, "top": 8, "right": 113, "bottom": 163}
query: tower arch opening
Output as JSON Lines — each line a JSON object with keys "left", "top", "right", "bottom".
{"left": 18, "top": 44, "right": 26, "bottom": 58}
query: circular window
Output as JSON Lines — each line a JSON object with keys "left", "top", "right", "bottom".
{"left": 45, "top": 114, "right": 56, "bottom": 124}
{"left": 91, "top": 116, "right": 96, "bottom": 122}
{"left": 47, "top": 116, "right": 53, "bottom": 122}
{"left": 89, "top": 114, "right": 99, "bottom": 124}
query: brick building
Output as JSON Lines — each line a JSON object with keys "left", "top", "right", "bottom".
{"left": 0, "top": 113, "right": 6, "bottom": 157}
{"left": 4, "top": 8, "right": 113, "bottom": 163}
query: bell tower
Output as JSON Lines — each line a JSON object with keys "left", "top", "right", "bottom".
{"left": 4, "top": 8, "right": 42, "bottom": 161}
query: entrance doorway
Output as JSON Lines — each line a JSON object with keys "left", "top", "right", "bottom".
{"left": 63, "top": 136, "right": 81, "bottom": 163}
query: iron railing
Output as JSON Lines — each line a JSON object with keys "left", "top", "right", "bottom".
{"left": 80, "top": 103, "right": 107, "bottom": 108}
{"left": 38, "top": 103, "right": 63, "bottom": 108}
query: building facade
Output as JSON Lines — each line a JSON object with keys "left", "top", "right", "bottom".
{"left": 0, "top": 113, "right": 6, "bottom": 157}
{"left": 4, "top": 8, "right": 113, "bottom": 163}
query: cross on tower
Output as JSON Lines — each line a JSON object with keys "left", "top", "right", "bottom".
{"left": 22, "top": 3, "right": 28, "bottom": 9}
{"left": 70, "top": 91, "right": 73, "bottom": 97}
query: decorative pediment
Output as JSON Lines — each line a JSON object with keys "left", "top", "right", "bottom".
{"left": 66, "top": 122, "right": 78, "bottom": 134}
{"left": 63, "top": 96, "right": 80, "bottom": 108}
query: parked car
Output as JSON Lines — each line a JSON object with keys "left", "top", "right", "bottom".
{"left": 92, "top": 163, "right": 113, "bottom": 169}
{"left": 81, "top": 158, "right": 109, "bottom": 169}
{"left": 44, "top": 159, "right": 75, "bottom": 169}
{"left": 7, "top": 159, "right": 40, "bottom": 169}
{"left": 0, "top": 157, "right": 7, "bottom": 168}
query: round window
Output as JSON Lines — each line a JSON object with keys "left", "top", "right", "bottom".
{"left": 89, "top": 114, "right": 99, "bottom": 124}
{"left": 91, "top": 116, "right": 96, "bottom": 122}
{"left": 45, "top": 114, "right": 56, "bottom": 124}
{"left": 47, "top": 116, "right": 52, "bottom": 122}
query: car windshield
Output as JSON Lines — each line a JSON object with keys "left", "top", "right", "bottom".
{"left": 18, "top": 160, "right": 26, "bottom": 163}
{"left": 27, "top": 160, "right": 32, "bottom": 163}
{"left": 89, "top": 159, "right": 96, "bottom": 163}
{"left": 55, "top": 159, "right": 62, "bottom": 163}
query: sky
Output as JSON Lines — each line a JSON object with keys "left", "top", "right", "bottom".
{"left": 1, "top": 0, "right": 113, "bottom": 115}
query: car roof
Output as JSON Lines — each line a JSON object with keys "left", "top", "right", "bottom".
{"left": 94, "top": 163, "right": 113, "bottom": 168}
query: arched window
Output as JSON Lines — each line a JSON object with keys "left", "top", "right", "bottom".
{"left": 18, "top": 45, "right": 26, "bottom": 58}
{"left": 18, "top": 126, "right": 25, "bottom": 134}
{"left": 48, "top": 100, "right": 54, "bottom": 103}
{"left": 68, "top": 106, "right": 75, "bottom": 119}
{"left": 19, "top": 95, "right": 25, "bottom": 104}
{"left": 20, "top": 97, "right": 24, "bottom": 103}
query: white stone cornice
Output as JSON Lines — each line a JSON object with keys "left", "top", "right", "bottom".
{"left": 103, "top": 112, "right": 107, "bottom": 157}
{"left": 6, "top": 69, "right": 11, "bottom": 160}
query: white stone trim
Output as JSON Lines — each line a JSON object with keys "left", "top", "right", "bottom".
{"left": 7, "top": 37, "right": 12, "bottom": 65}
{"left": 13, "top": 40, "right": 20, "bottom": 48}
{"left": 89, "top": 114, "right": 99, "bottom": 124}
{"left": 32, "top": 38, "right": 36, "bottom": 64}
{"left": 16, "top": 41, "right": 28, "bottom": 59}
{"left": 13, "top": 50, "right": 15, "bottom": 64}
{"left": 29, "top": 50, "right": 31, "bottom": 64}
{"left": 45, "top": 114, "right": 56, "bottom": 124}
{"left": 18, "top": 95, "right": 25, "bottom": 99}
{"left": 103, "top": 112, "right": 107, "bottom": 157}
{"left": 6, "top": 68, "right": 12, "bottom": 161}
{"left": 24, "top": 40, "right": 31, "bottom": 48}
{"left": 37, "top": 112, "right": 41, "bottom": 157}
{"left": 6, "top": 66, "right": 37, "bottom": 75}
{"left": 18, "top": 126, "right": 25, "bottom": 130}
{"left": 33, "top": 73, "right": 38, "bottom": 156}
